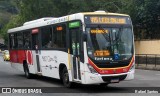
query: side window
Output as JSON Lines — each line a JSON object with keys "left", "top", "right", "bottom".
{"left": 23, "top": 31, "right": 31, "bottom": 49}
{"left": 10, "top": 33, "right": 18, "bottom": 49}
{"left": 9, "top": 34, "right": 14, "bottom": 49}
{"left": 17, "top": 32, "right": 23, "bottom": 49}
{"left": 53, "top": 24, "right": 66, "bottom": 48}
{"left": 41, "top": 26, "right": 52, "bottom": 49}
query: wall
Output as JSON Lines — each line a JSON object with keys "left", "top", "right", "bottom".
{"left": 135, "top": 40, "right": 160, "bottom": 54}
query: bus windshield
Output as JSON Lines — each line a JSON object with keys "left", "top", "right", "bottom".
{"left": 86, "top": 27, "right": 133, "bottom": 62}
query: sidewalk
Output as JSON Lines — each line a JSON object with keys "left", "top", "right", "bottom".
{"left": 135, "top": 64, "right": 160, "bottom": 71}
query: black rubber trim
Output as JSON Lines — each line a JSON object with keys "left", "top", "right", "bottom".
{"left": 102, "top": 74, "right": 127, "bottom": 83}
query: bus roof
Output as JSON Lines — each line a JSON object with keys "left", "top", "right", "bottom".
{"left": 82, "top": 11, "right": 129, "bottom": 16}
{"left": 8, "top": 11, "right": 130, "bottom": 33}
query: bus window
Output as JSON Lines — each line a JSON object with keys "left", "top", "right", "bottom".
{"left": 32, "top": 33, "right": 39, "bottom": 50}
{"left": 53, "top": 24, "right": 66, "bottom": 48}
{"left": 41, "top": 26, "right": 52, "bottom": 49}
{"left": 9, "top": 33, "right": 17, "bottom": 49}
{"left": 17, "top": 32, "right": 23, "bottom": 49}
{"left": 23, "top": 31, "right": 31, "bottom": 49}
{"left": 9, "top": 34, "right": 14, "bottom": 49}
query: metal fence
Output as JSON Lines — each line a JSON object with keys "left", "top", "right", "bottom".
{"left": 135, "top": 54, "right": 160, "bottom": 69}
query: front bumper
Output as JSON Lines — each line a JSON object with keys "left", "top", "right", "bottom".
{"left": 83, "top": 69, "right": 134, "bottom": 84}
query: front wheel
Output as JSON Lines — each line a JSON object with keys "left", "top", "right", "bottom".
{"left": 62, "top": 67, "right": 74, "bottom": 88}
{"left": 24, "top": 64, "right": 32, "bottom": 79}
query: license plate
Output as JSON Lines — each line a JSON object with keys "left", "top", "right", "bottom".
{"left": 111, "top": 78, "right": 119, "bottom": 83}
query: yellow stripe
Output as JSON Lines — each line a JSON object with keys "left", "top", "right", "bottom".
{"left": 68, "top": 49, "right": 71, "bottom": 70}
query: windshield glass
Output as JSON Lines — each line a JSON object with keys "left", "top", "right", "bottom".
{"left": 86, "top": 27, "right": 133, "bottom": 62}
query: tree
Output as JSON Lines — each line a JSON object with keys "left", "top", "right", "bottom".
{"left": 129, "top": 0, "right": 160, "bottom": 39}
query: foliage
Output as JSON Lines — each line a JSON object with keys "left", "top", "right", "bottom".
{"left": 0, "top": 0, "right": 18, "bottom": 43}
{"left": 132, "top": 0, "right": 160, "bottom": 39}
{"left": 1, "top": 15, "right": 22, "bottom": 44}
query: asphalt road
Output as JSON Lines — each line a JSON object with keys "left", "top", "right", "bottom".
{"left": 0, "top": 54, "right": 160, "bottom": 96}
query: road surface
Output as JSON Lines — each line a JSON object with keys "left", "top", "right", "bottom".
{"left": 0, "top": 54, "right": 159, "bottom": 96}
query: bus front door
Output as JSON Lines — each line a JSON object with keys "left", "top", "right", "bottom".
{"left": 32, "top": 32, "right": 41, "bottom": 73}
{"left": 70, "top": 28, "right": 81, "bottom": 81}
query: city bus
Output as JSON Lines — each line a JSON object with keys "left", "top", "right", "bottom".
{"left": 8, "top": 11, "right": 135, "bottom": 87}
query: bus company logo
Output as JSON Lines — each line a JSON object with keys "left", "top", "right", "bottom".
{"left": 2, "top": 88, "right": 11, "bottom": 93}
{"left": 1, "top": 88, "right": 42, "bottom": 93}
{"left": 47, "top": 16, "right": 69, "bottom": 25}
{"left": 26, "top": 50, "right": 33, "bottom": 65}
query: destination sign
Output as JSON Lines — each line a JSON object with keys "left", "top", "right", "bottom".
{"left": 94, "top": 50, "right": 110, "bottom": 57}
{"left": 85, "top": 16, "right": 131, "bottom": 25}
{"left": 90, "top": 29, "right": 108, "bottom": 34}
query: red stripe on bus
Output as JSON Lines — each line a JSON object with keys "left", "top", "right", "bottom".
{"left": 88, "top": 57, "right": 134, "bottom": 74}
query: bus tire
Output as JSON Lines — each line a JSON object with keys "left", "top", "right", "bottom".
{"left": 23, "top": 63, "right": 32, "bottom": 79}
{"left": 62, "top": 67, "right": 74, "bottom": 88}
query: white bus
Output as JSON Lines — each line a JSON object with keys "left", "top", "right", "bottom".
{"left": 8, "top": 11, "right": 135, "bottom": 87}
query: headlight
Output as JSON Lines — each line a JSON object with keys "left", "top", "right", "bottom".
{"left": 87, "top": 64, "right": 98, "bottom": 74}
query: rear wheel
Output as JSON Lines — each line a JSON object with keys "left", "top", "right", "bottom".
{"left": 62, "top": 67, "right": 74, "bottom": 88}
{"left": 23, "top": 64, "right": 32, "bottom": 79}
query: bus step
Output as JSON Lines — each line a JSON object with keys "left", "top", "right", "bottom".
{"left": 37, "top": 72, "right": 42, "bottom": 75}
{"left": 73, "top": 79, "right": 81, "bottom": 82}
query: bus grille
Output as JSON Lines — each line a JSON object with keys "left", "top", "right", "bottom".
{"left": 102, "top": 74, "right": 127, "bottom": 83}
